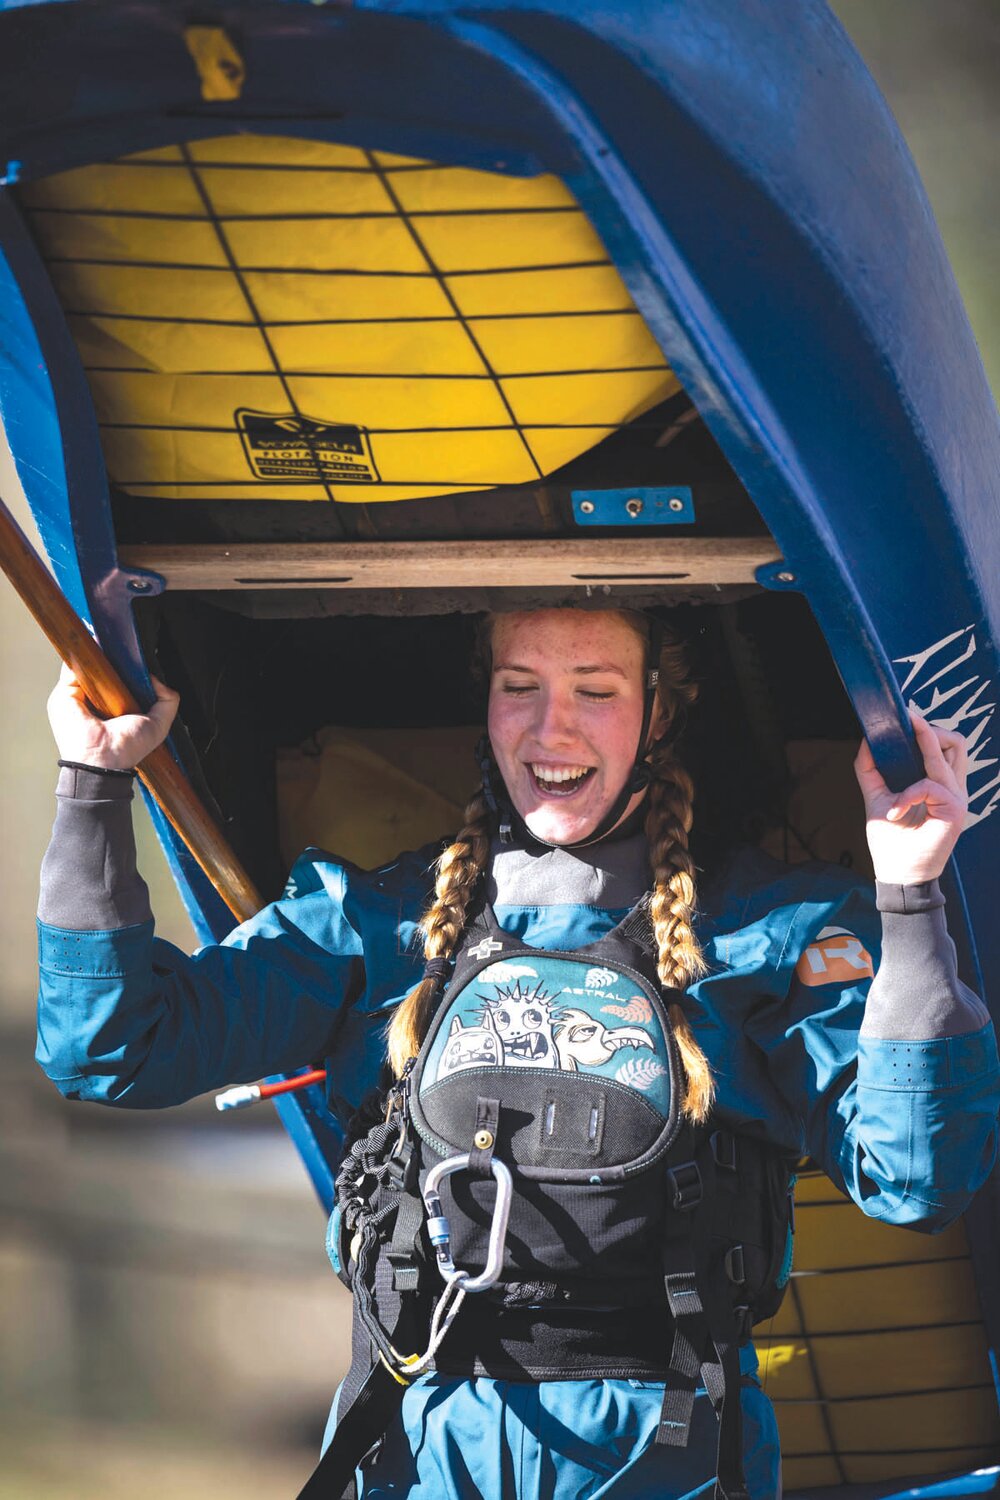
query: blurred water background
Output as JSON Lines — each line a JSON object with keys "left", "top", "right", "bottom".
{"left": 1, "top": 4, "right": 996, "bottom": 1495}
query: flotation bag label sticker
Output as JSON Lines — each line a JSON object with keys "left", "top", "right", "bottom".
{"left": 236, "top": 410, "right": 379, "bottom": 483}
{"left": 794, "top": 926, "right": 874, "bottom": 987}
{"left": 424, "top": 957, "right": 671, "bottom": 1116}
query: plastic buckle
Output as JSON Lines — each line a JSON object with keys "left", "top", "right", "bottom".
{"left": 667, "top": 1161, "right": 703, "bottom": 1211}
{"left": 387, "top": 1249, "right": 421, "bottom": 1294}
{"left": 724, "top": 1243, "right": 746, "bottom": 1285}
{"left": 710, "top": 1130, "right": 737, "bottom": 1172}
{"left": 385, "top": 1141, "right": 414, "bottom": 1192}
{"left": 733, "top": 1304, "right": 753, "bottom": 1342}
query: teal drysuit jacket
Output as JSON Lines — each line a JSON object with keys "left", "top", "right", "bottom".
{"left": 35, "top": 840, "right": 1000, "bottom": 1498}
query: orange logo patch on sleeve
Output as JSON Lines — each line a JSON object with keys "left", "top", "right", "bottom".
{"left": 795, "top": 926, "right": 874, "bottom": 987}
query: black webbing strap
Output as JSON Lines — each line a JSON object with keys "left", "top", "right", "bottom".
{"left": 614, "top": 893, "right": 657, "bottom": 956}
{"left": 710, "top": 1336, "right": 749, "bottom": 1500}
{"left": 657, "top": 1145, "right": 749, "bottom": 1500}
{"left": 386, "top": 1191, "right": 424, "bottom": 1294}
{"left": 705, "top": 1130, "right": 750, "bottom": 1498}
{"left": 294, "top": 1356, "right": 406, "bottom": 1500}
{"left": 657, "top": 1144, "right": 707, "bottom": 1449}
{"left": 658, "top": 1247, "right": 710, "bottom": 1447}
{"left": 384, "top": 1143, "right": 424, "bottom": 1295}
{"left": 469, "top": 1096, "right": 500, "bottom": 1177}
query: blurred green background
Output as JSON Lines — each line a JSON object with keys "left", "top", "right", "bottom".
{"left": 0, "top": 5, "right": 996, "bottom": 1495}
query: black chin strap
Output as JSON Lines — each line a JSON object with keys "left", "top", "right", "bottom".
{"left": 478, "top": 620, "right": 664, "bottom": 852}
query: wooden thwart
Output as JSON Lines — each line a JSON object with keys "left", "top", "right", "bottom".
{"left": 117, "top": 537, "right": 781, "bottom": 591}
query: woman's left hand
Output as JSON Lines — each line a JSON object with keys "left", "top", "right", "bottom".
{"left": 854, "top": 710, "right": 968, "bottom": 885}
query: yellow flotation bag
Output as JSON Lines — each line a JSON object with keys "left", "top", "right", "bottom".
{"left": 20, "top": 136, "right": 680, "bottom": 504}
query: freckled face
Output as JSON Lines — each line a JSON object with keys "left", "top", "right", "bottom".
{"left": 487, "top": 610, "right": 653, "bottom": 845}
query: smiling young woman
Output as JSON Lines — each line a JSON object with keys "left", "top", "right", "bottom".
{"left": 36, "top": 604, "right": 998, "bottom": 1500}
{"left": 490, "top": 611, "right": 654, "bottom": 845}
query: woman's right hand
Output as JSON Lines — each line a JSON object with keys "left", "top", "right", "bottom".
{"left": 47, "top": 662, "right": 180, "bottom": 771}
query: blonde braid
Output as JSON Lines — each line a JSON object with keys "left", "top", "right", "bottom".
{"left": 386, "top": 788, "right": 492, "bottom": 1077}
{"left": 645, "top": 742, "right": 714, "bottom": 1123}
{"left": 613, "top": 615, "right": 714, "bottom": 1123}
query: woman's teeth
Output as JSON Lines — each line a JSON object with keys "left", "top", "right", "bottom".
{"left": 530, "top": 764, "right": 593, "bottom": 795}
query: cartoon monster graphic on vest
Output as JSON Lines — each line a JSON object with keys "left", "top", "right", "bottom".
{"left": 553, "top": 1010, "right": 654, "bottom": 1071}
{"left": 439, "top": 958, "right": 657, "bottom": 1081}
{"left": 442, "top": 974, "right": 559, "bottom": 1073}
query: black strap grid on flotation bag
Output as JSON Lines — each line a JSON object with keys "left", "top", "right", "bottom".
{"left": 297, "top": 901, "right": 795, "bottom": 1500}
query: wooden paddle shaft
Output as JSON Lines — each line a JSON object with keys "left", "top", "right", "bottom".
{"left": 0, "top": 494, "right": 262, "bottom": 923}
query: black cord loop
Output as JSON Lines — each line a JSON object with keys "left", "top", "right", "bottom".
{"left": 422, "top": 957, "right": 452, "bottom": 986}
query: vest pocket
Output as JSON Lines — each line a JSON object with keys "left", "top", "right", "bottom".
{"left": 445, "top": 1168, "right": 670, "bottom": 1286}
{"left": 416, "top": 1066, "right": 675, "bottom": 1178}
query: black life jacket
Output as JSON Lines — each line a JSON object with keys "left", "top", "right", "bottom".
{"left": 300, "top": 900, "right": 796, "bottom": 1500}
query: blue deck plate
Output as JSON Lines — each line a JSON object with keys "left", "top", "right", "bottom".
{"left": 572, "top": 486, "right": 695, "bottom": 526}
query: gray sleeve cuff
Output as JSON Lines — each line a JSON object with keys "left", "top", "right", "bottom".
{"left": 861, "top": 882, "right": 990, "bottom": 1041}
{"left": 38, "top": 765, "right": 153, "bottom": 930}
{"left": 875, "top": 878, "right": 946, "bottom": 914}
{"left": 55, "top": 763, "right": 136, "bottom": 800}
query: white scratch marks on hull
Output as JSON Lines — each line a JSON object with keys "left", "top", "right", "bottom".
{"left": 895, "top": 625, "right": 999, "bottom": 828}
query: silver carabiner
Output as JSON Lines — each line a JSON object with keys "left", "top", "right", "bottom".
{"left": 422, "top": 1154, "right": 513, "bottom": 1293}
